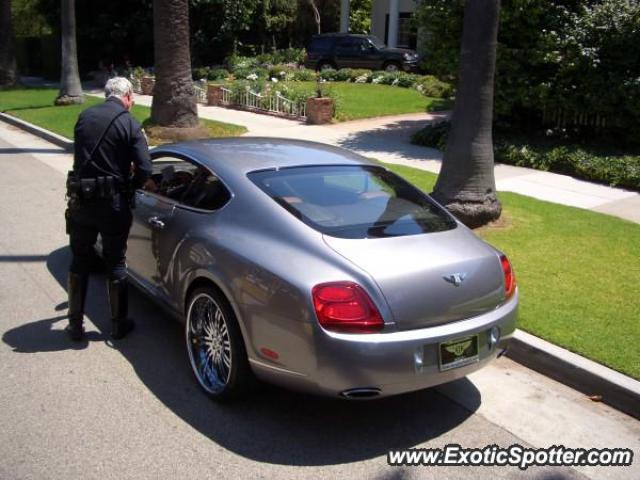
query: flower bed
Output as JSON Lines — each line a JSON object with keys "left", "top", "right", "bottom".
{"left": 188, "top": 49, "right": 454, "bottom": 101}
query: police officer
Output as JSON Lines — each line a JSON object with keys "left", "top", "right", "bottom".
{"left": 66, "top": 77, "right": 152, "bottom": 341}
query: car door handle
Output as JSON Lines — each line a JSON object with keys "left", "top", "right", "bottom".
{"left": 148, "top": 216, "right": 165, "bottom": 229}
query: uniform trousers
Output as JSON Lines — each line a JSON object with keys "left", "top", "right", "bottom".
{"left": 69, "top": 195, "right": 132, "bottom": 281}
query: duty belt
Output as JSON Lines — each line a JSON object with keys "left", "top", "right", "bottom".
{"left": 66, "top": 174, "right": 128, "bottom": 201}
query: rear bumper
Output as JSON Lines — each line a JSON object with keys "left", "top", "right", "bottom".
{"left": 251, "top": 291, "right": 518, "bottom": 398}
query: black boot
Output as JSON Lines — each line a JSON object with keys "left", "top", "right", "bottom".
{"left": 66, "top": 272, "right": 88, "bottom": 341}
{"left": 108, "top": 278, "right": 135, "bottom": 339}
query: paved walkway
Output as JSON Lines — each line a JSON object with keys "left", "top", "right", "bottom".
{"left": 89, "top": 90, "right": 640, "bottom": 224}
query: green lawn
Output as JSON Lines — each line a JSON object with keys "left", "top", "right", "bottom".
{"left": 0, "top": 88, "right": 246, "bottom": 142}
{"left": 286, "top": 82, "right": 451, "bottom": 121}
{"left": 385, "top": 163, "right": 640, "bottom": 380}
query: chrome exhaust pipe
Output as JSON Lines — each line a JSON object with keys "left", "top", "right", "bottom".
{"left": 340, "top": 388, "right": 381, "bottom": 399}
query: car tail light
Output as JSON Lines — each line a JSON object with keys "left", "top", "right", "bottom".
{"left": 500, "top": 255, "right": 516, "bottom": 299}
{"left": 312, "top": 282, "right": 384, "bottom": 333}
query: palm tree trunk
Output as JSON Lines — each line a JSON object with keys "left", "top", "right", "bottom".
{"left": 151, "top": 0, "right": 198, "bottom": 128}
{"left": 431, "top": 0, "right": 501, "bottom": 228}
{"left": 56, "top": 0, "right": 83, "bottom": 105}
{"left": 0, "top": 0, "right": 18, "bottom": 87}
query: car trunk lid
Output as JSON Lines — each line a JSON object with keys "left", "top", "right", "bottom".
{"left": 323, "top": 227, "right": 505, "bottom": 330}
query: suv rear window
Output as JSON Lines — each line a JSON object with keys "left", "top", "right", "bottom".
{"left": 308, "top": 36, "right": 335, "bottom": 53}
{"left": 249, "top": 166, "right": 457, "bottom": 239}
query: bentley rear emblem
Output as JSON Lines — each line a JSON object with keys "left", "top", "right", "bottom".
{"left": 445, "top": 340, "right": 472, "bottom": 357}
{"left": 443, "top": 273, "right": 467, "bottom": 287}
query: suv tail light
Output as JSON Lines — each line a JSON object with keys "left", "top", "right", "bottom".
{"left": 312, "top": 282, "right": 384, "bottom": 333}
{"left": 500, "top": 255, "right": 516, "bottom": 299}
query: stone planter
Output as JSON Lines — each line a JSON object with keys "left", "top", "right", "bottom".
{"left": 207, "top": 84, "right": 224, "bottom": 106}
{"left": 306, "top": 97, "right": 334, "bottom": 125}
{"left": 140, "top": 76, "right": 155, "bottom": 96}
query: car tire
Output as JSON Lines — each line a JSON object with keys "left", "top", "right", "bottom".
{"left": 185, "top": 286, "right": 253, "bottom": 401}
{"left": 318, "top": 61, "right": 336, "bottom": 71}
{"left": 384, "top": 62, "right": 401, "bottom": 72}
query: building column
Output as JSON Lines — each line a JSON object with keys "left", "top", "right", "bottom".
{"left": 340, "top": 0, "right": 350, "bottom": 32}
{"left": 388, "top": 0, "right": 399, "bottom": 48}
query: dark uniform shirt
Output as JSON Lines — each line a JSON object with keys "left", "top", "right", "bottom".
{"left": 73, "top": 96, "right": 152, "bottom": 189}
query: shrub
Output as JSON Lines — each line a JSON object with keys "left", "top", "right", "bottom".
{"left": 346, "top": 69, "right": 372, "bottom": 82}
{"left": 268, "top": 64, "right": 296, "bottom": 80}
{"left": 233, "top": 66, "right": 268, "bottom": 80}
{"left": 256, "top": 48, "right": 306, "bottom": 66}
{"left": 319, "top": 69, "right": 339, "bottom": 81}
{"left": 131, "top": 66, "right": 148, "bottom": 79}
{"left": 207, "top": 68, "right": 229, "bottom": 81}
{"left": 411, "top": 121, "right": 640, "bottom": 190}
{"left": 292, "top": 68, "right": 317, "bottom": 82}
{"left": 192, "top": 67, "right": 210, "bottom": 81}
{"left": 494, "top": 142, "right": 640, "bottom": 190}
{"left": 415, "top": 75, "right": 454, "bottom": 98}
{"left": 226, "top": 54, "right": 260, "bottom": 72}
{"left": 410, "top": 121, "right": 450, "bottom": 151}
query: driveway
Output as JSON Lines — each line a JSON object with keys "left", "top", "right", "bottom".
{"left": 0, "top": 122, "right": 638, "bottom": 480}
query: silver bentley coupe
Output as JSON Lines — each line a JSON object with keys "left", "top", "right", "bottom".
{"left": 127, "top": 138, "right": 518, "bottom": 401}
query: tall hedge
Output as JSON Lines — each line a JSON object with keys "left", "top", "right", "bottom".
{"left": 415, "top": 0, "right": 640, "bottom": 146}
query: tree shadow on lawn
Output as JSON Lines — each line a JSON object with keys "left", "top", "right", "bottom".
{"left": 3, "top": 246, "right": 482, "bottom": 467}
{"left": 336, "top": 118, "right": 443, "bottom": 164}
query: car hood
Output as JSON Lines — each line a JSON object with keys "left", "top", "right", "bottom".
{"left": 322, "top": 227, "right": 505, "bottom": 330}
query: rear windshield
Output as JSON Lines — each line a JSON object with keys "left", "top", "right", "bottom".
{"left": 249, "top": 166, "right": 457, "bottom": 239}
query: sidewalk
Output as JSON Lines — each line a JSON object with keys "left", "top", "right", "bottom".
{"left": 126, "top": 91, "right": 640, "bottom": 224}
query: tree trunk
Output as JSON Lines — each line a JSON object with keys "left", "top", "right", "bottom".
{"left": 151, "top": 0, "right": 198, "bottom": 128}
{"left": 0, "top": 0, "right": 18, "bottom": 87}
{"left": 431, "top": 0, "right": 501, "bottom": 228}
{"left": 308, "top": 0, "right": 321, "bottom": 34}
{"left": 56, "top": 0, "right": 84, "bottom": 105}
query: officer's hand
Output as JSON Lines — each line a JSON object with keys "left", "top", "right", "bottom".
{"left": 143, "top": 178, "right": 158, "bottom": 192}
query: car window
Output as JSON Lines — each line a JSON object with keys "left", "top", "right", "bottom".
{"left": 180, "top": 170, "right": 231, "bottom": 211}
{"left": 368, "top": 36, "right": 386, "bottom": 49}
{"left": 148, "top": 155, "right": 231, "bottom": 211}
{"left": 249, "top": 166, "right": 457, "bottom": 239}
{"left": 336, "top": 37, "right": 368, "bottom": 55}
{"left": 148, "top": 156, "right": 199, "bottom": 201}
{"left": 309, "top": 36, "right": 334, "bottom": 53}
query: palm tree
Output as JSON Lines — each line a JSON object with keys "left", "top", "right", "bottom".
{"left": 150, "top": 0, "right": 198, "bottom": 128}
{"left": 55, "top": 0, "right": 83, "bottom": 105}
{"left": 0, "top": 0, "right": 18, "bottom": 87}
{"left": 431, "top": 0, "right": 501, "bottom": 228}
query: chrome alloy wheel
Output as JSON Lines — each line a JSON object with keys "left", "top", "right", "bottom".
{"left": 186, "top": 293, "right": 232, "bottom": 394}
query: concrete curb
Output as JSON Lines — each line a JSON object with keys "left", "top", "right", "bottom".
{"left": 0, "top": 112, "right": 73, "bottom": 151}
{"left": 2, "top": 112, "right": 639, "bottom": 419}
{"left": 507, "top": 330, "right": 640, "bottom": 419}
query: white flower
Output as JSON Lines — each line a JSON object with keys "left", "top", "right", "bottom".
{"left": 271, "top": 77, "right": 279, "bottom": 83}
{"left": 372, "top": 76, "right": 382, "bottom": 84}
{"left": 246, "top": 73, "right": 258, "bottom": 81}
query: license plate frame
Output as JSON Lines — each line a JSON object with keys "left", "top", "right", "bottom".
{"left": 438, "top": 335, "right": 480, "bottom": 371}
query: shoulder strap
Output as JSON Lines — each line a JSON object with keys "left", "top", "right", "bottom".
{"left": 77, "top": 109, "right": 128, "bottom": 177}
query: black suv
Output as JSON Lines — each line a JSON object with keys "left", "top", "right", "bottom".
{"left": 304, "top": 33, "right": 420, "bottom": 72}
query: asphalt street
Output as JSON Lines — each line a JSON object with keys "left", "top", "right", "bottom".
{"left": 0, "top": 122, "right": 638, "bottom": 480}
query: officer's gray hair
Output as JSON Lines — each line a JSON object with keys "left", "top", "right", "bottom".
{"left": 104, "top": 77, "right": 133, "bottom": 99}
